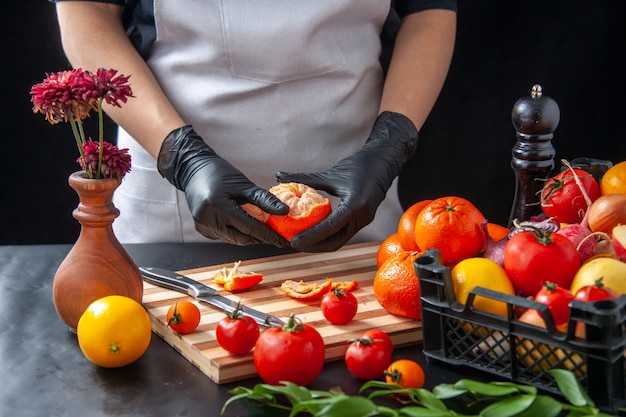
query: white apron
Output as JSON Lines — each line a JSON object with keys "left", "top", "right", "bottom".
{"left": 113, "top": 0, "right": 404, "bottom": 244}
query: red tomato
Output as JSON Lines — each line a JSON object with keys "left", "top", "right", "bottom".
{"left": 504, "top": 228, "right": 580, "bottom": 297}
{"left": 345, "top": 331, "right": 393, "bottom": 380}
{"left": 540, "top": 167, "right": 600, "bottom": 224}
{"left": 216, "top": 306, "right": 259, "bottom": 355}
{"left": 166, "top": 301, "right": 201, "bottom": 334}
{"left": 534, "top": 281, "right": 574, "bottom": 327}
{"left": 361, "top": 329, "right": 394, "bottom": 356}
{"left": 253, "top": 314, "right": 325, "bottom": 386}
{"left": 574, "top": 277, "right": 619, "bottom": 302}
{"left": 321, "top": 288, "right": 358, "bottom": 325}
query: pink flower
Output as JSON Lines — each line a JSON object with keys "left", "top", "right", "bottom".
{"left": 78, "top": 140, "right": 131, "bottom": 179}
{"left": 92, "top": 68, "right": 134, "bottom": 108}
{"left": 30, "top": 68, "right": 134, "bottom": 179}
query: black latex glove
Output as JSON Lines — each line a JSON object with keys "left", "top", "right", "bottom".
{"left": 276, "top": 111, "right": 418, "bottom": 252}
{"left": 157, "top": 125, "right": 289, "bottom": 246}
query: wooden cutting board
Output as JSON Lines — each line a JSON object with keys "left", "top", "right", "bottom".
{"left": 142, "top": 242, "right": 423, "bottom": 384}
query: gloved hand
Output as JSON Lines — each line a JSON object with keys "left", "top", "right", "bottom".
{"left": 157, "top": 125, "right": 290, "bottom": 246}
{"left": 276, "top": 111, "right": 418, "bottom": 252}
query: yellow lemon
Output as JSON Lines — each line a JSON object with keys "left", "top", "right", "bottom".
{"left": 570, "top": 257, "right": 626, "bottom": 295}
{"left": 451, "top": 257, "right": 515, "bottom": 316}
{"left": 77, "top": 295, "right": 152, "bottom": 368}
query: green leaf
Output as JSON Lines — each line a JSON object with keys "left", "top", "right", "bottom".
{"left": 311, "top": 396, "right": 378, "bottom": 417}
{"left": 490, "top": 381, "right": 537, "bottom": 396}
{"left": 398, "top": 406, "right": 459, "bottom": 417}
{"left": 361, "top": 380, "right": 401, "bottom": 393}
{"left": 410, "top": 389, "right": 449, "bottom": 411}
{"left": 547, "top": 369, "right": 593, "bottom": 407}
{"left": 432, "top": 383, "right": 468, "bottom": 399}
{"left": 479, "top": 394, "right": 535, "bottom": 417}
{"left": 453, "top": 379, "right": 523, "bottom": 397}
{"left": 512, "top": 395, "right": 563, "bottom": 417}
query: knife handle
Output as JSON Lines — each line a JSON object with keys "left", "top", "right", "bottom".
{"left": 140, "top": 267, "right": 206, "bottom": 298}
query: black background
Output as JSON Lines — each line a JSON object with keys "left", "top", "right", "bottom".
{"left": 3, "top": 1, "right": 625, "bottom": 245}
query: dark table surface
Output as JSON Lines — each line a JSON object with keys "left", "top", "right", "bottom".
{"left": 0, "top": 242, "right": 478, "bottom": 417}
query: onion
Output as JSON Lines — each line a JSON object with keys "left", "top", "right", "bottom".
{"left": 555, "top": 223, "right": 595, "bottom": 263}
{"left": 587, "top": 193, "right": 626, "bottom": 234}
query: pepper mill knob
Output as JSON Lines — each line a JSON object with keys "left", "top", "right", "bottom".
{"left": 508, "top": 84, "right": 560, "bottom": 225}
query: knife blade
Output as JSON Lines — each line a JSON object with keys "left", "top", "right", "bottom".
{"left": 140, "top": 266, "right": 285, "bottom": 327}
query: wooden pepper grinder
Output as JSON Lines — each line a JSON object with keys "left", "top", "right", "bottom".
{"left": 508, "top": 84, "right": 560, "bottom": 225}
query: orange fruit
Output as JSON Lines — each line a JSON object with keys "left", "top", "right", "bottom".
{"left": 450, "top": 257, "right": 515, "bottom": 316}
{"left": 281, "top": 278, "right": 333, "bottom": 299}
{"left": 414, "top": 196, "right": 486, "bottom": 265}
{"left": 385, "top": 359, "right": 425, "bottom": 390}
{"left": 397, "top": 200, "right": 432, "bottom": 251}
{"left": 77, "top": 295, "right": 151, "bottom": 368}
{"left": 211, "top": 260, "right": 263, "bottom": 291}
{"left": 376, "top": 232, "right": 407, "bottom": 268}
{"left": 486, "top": 222, "right": 510, "bottom": 242}
{"left": 600, "top": 160, "right": 626, "bottom": 195}
{"left": 265, "top": 182, "right": 332, "bottom": 240}
{"left": 373, "top": 251, "right": 422, "bottom": 320}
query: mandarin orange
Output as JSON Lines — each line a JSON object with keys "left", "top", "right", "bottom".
{"left": 373, "top": 251, "right": 422, "bottom": 320}
{"left": 265, "top": 183, "right": 331, "bottom": 240}
{"left": 397, "top": 200, "right": 432, "bottom": 251}
{"left": 376, "top": 232, "right": 407, "bottom": 268}
{"left": 486, "top": 222, "right": 510, "bottom": 242}
{"left": 414, "top": 196, "right": 486, "bottom": 266}
{"left": 242, "top": 183, "right": 331, "bottom": 241}
{"left": 600, "top": 160, "right": 626, "bottom": 195}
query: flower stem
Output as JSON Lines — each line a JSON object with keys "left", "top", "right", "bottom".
{"left": 69, "top": 113, "right": 90, "bottom": 177}
{"left": 97, "top": 98, "right": 104, "bottom": 179}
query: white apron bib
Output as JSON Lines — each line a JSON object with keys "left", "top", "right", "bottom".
{"left": 113, "top": 0, "right": 404, "bottom": 244}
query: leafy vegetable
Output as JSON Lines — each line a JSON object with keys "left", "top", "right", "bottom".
{"left": 221, "top": 370, "right": 617, "bottom": 416}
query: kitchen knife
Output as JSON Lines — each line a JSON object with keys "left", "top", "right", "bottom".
{"left": 140, "top": 266, "right": 285, "bottom": 327}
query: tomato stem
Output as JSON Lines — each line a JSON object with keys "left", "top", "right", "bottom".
{"left": 282, "top": 313, "right": 305, "bottom": 333}
{"left": 167, "top": 302, "right": 183, "bottom": 325}
{"left": 109, "top": 342, "right": 121, "bottom": 353}
{"left": 384, "top": 369, "right": 402, "bottom": 383}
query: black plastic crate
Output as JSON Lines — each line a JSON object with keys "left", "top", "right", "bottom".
{"left": 415, "top": 248, "right": 626, "bottom": 415}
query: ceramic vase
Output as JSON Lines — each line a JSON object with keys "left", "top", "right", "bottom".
{"left": 52, "top": 171, "right": 143, "bottom": 332}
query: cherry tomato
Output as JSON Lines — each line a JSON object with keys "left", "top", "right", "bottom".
{"left": 321, "top": 288, "right": 358, "bottom": 325}
{"left": 253, "top": 314, "right": 325, "bottom": 386}
{"left": 166, "top": 301, "right": 201, "bottom": 334}
{"left": 385, "top": 359, "right": 425, "bottom": 390}
{"left": 574, "top": 277, "right": 619, "bottom": 302}
{"left": 503, "top": 227, "right": 580, "bottom": 297}
{"left": 534, "top": 281, "right": 574, "bottom": 327}
{"left": 540, "top": 167, "right": 600, "bottom": 224}
{"left": 216, "top": 304, "right": 260, "bottom": 355}
{"left": 361, "top": 329, "right": 394, "bottom": 356}
{"left": 345, "top": 331, "right": 393, "bottom": 380}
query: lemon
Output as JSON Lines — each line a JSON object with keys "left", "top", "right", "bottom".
{"left": 451, "top": 257, "right": 515, "bottom": 316}
{"left": 570, "top": 257, "right": 626, "bottom": 295}
{"left": 77, "top": 295, "right": 152, "bottom": 368}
